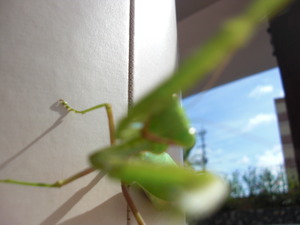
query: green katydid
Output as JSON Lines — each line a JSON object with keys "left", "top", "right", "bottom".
{"left": 0, "top": 0, "right": 292, "bottom": 224}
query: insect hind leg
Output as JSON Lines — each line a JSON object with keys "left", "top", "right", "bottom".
{"left": 0, "top": 167, "right": 96, "bottom": 187}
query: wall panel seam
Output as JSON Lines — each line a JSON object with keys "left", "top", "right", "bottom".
{"left": 128, "top": 0, "right": 135, "bottom": 109}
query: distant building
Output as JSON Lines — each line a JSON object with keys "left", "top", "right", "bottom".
{"left": 275, "top": 98, "right": 299, "bottom": 182}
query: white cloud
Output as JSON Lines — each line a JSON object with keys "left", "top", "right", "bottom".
{"left": 248, "top": 85, "right": 273, "bottom": 98}
{"left": 243, "top": 113, "right": 276, "bottom": 132}
{"left": 256, "top": 145, "right": 284, "bottom": 168}
{"left": 239, "top": 156, "right": 250, "bottom": 164}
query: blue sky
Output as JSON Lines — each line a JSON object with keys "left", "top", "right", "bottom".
{"left": 183, "top": 67, "right": 285, "bottom": 176}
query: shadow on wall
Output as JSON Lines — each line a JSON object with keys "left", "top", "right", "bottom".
{"left": 39, "top": 172, "right": 126, "bottom": 225}
{"left": 0, "top": 101, "right": 68, "bottom": 170}
{"left": 58, "top": 193, "right": 126, "bottom": 225}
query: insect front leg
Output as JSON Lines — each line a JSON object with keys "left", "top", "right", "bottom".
{"left": 59, "top": 99, "right": 116, "bottom": 145}
{"left": 0, "top": 99, "right": 116, "bottom": 187}
{"left": 60, "top": 99, "right": 147, "bottom": 224}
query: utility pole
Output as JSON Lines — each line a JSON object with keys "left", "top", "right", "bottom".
{"left": 198, "top": 128, "right": 208, "bottom": 171}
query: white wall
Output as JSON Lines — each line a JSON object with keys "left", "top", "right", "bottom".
{"left": 129, "top": 1, "right": 184, "bottom": 224}
{"left": 0, "top": 1, "right": 182, "bottom": 224}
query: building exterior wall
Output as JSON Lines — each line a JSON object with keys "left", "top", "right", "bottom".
{"left": 275, "top": 98, "right": 299, "bottom": 183}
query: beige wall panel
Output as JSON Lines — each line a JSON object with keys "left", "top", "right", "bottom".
{"left": 130, "top": 0, "right": 184, "bottom": 224}
{"left": 0, "top": 0, "right": 183, "bottom": 225}
{"left": 0, "top": 1, "right": 129, "bottom": 224}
